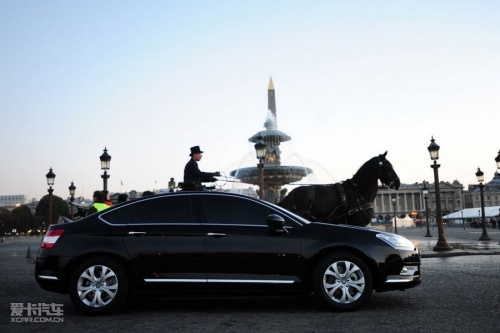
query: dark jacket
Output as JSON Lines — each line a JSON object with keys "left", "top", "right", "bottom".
{"left": 183, "top": 159, "right": 217, "bottom": 191}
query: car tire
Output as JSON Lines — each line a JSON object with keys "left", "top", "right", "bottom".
{"left": 313, "top": 252, "right": 373, "bottom": 311}
{"left": 69, "top": 257, "right": 128, "bottom": 315}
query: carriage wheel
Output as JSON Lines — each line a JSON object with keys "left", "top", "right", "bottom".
{"left": 313, "top": 252, "right": 373, "bottom": 311}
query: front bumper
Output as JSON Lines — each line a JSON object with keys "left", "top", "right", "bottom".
{"left": 376, "top": 249, "right": 421, "bottom": 292}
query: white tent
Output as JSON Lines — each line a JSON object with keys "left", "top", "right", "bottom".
{"left": 443, "top": 206, "right": 500, "bottom": 220}
{"left": 392, "top": 214, "right": 415, "bottom": 227}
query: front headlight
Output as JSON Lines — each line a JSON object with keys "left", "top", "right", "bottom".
{"left": 376, "top": 233, "right": 416, "bottom": 251}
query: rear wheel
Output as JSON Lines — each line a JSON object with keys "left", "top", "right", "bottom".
{"left": 69, "top": 257, "right": 128, "bottom": 315}
{"left": 313, "top": 252, "right": 373, "bottom": 311}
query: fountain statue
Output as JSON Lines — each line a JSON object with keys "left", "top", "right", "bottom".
{"left": 230, "top": 78, "right": 313, "bottom": 202}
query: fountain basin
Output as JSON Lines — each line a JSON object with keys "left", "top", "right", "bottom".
{"left": 230, "top": 165, "right": 313, "bottom": 186}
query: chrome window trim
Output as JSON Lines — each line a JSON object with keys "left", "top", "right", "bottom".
{"left": 203, "top": 223, "right": 291, "bottom": 229}
{"left": 96, "top": 191, "right": 308, "bottom": 227}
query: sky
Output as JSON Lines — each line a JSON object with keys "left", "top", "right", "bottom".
{"left": 1, "top": 0, "right": 499, "bottom": 201}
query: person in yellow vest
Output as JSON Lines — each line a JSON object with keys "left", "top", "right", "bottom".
{"left": 86, "top": 191, "right": 110, "bottom": 216}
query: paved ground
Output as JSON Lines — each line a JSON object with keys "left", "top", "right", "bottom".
{"left": 2, "top": 225, "right": 500, "bottom": 259}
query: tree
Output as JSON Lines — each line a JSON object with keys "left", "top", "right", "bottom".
{"left": 12, "top": 205, "right": 34, "bottom": 233}
{"left": 35, "top": 195, "right": 70, "bottom": 225}
{"left": 0, "top": 208, "right": 13, "bottom": 235}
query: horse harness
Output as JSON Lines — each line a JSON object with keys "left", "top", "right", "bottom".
{"left": 289, "top": 180, "right": 374, "bottom": 223}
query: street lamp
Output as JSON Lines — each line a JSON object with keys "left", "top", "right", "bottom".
{"left": 392, "top": 194, "right": 398, "bottom": 234}
{"left": 100, "top": 147, "right": 111, "bottom": 193}
{"left": 461, "top": 210, "right": 465, "bottom": 230}
{"left": 46, "top": 167, "right": 56, "bottom": 225}
{"left": 427, "top": 137, "right": 452, "bottom": 251}
{"left": 254, "top": 136, "right": 267, "bottom": 200}
{"left": 423, "top": 181, "right": 432, "bottom": 237}
{"left": 68, "top": 181, "right": 76, "bottom": 220}
{"left": 410, "top": 211, "right": 417, "bottom": 225}
{"left": 475, "top": 167, "right": 490, "bottom": 241}
{"left": 168, "top": 178, "right": 176, "bottom": 192}
{"left": 496, "top": 151, "right": 500, "bottom": 238}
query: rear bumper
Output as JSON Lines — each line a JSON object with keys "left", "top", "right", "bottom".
{"left": 35, "top": 255, "right": 72, "bottom": 294}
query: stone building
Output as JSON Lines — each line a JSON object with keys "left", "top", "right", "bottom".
{"left": 374, "top": 180, "right": 464, "bottom": 222}
{"left": 0, "top": 195, "right": 26, "bottom": 211}
{"left": 464, "top": 171, "right": 500, "bottom": 208}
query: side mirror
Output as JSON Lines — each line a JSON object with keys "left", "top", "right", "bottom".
{"left": 266, "top": 214, "right": 288, "bottom": 233}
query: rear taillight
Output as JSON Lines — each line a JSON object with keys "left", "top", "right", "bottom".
{"left": 41, "top": 230, "right": 65, "bottom": 248}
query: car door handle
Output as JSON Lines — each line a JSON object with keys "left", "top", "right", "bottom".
{"left": 207, "top": 233, "right": 226, "bottom": 237}
{"left": 128, "top": 231, "right": 147, "bottom": 236}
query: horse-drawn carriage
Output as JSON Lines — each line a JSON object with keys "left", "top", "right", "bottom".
{"left": 279, "top": 152, "right": 400, "bottom": 227}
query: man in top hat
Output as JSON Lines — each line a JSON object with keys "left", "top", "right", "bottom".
{"left": 182, "top": 146, "right": 221, "bottom": 191}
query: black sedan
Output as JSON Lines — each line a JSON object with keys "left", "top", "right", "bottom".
{"left": 35, "top": 192, "right": 421, "bottom": 315}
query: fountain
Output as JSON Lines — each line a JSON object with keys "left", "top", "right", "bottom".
{"left": 230, "top": 78, "right": 313, "bottom": 203}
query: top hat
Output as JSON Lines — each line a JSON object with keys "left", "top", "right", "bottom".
{"left": 189, "top": 146, "right": 203, "bottom": 156}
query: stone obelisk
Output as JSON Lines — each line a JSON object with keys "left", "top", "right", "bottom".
{"left": 268, "top": 77, "right": 276, "bottom": 126}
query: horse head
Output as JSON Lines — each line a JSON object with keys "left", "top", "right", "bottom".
{"left": 378, "top": 151, "right": 400, "bottom": 190}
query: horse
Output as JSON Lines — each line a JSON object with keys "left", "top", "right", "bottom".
{"left": 278, "top": 152, "right": 400, "bottom": 227}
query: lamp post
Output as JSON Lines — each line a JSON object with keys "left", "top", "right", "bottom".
{"left": 68, "top": 181, "right": 76, "bottom": 220}
{"left": 475, "top": 168, "right": 491, "bottom": 241}
{"left": 423, "top": 181, "right": 432, "bottom": 237}
{"left": 254, "top": 137, "right": 267, "bottom": 200}
{"left": 427, "top": 137, "right": 452, "bottom": 251}
{"left": 168, "top": 178, "right": 176, "bottom": 192}
{"left": 46, "top": 168, "right": 56, "bottom": 225}
{"left": 100, "top": 147, "right": 111, "bottom": 193}
{"left": 392, "top": 194, "right": 398, "bottom": 234}
{"left": 496, "top": 150, "right": 500, "bottom": 236}
{"left": 461, "top": 210, "right": 465, "bottom": 230}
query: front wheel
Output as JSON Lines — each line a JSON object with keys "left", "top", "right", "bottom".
{"left": 313, "top": 252, "right": 373, "bottom": 311}
{"left": 69, "top": 257, "right": 128, "bottom": 315}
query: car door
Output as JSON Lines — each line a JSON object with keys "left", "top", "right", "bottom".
{"left": 112, "top": 195, "right": 207, "bottom": 289}
{"left": 199, "top": 194, "right": 303, "bottom": 291}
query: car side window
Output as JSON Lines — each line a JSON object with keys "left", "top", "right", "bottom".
{"left": 101, "top": 205, "right": 132, "bottom": 225}
{"left": 200, "top": 196, "right": 271, "bottom": 226}
{"left": 131, "top": 196, "right": 195, "bottom": 224}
